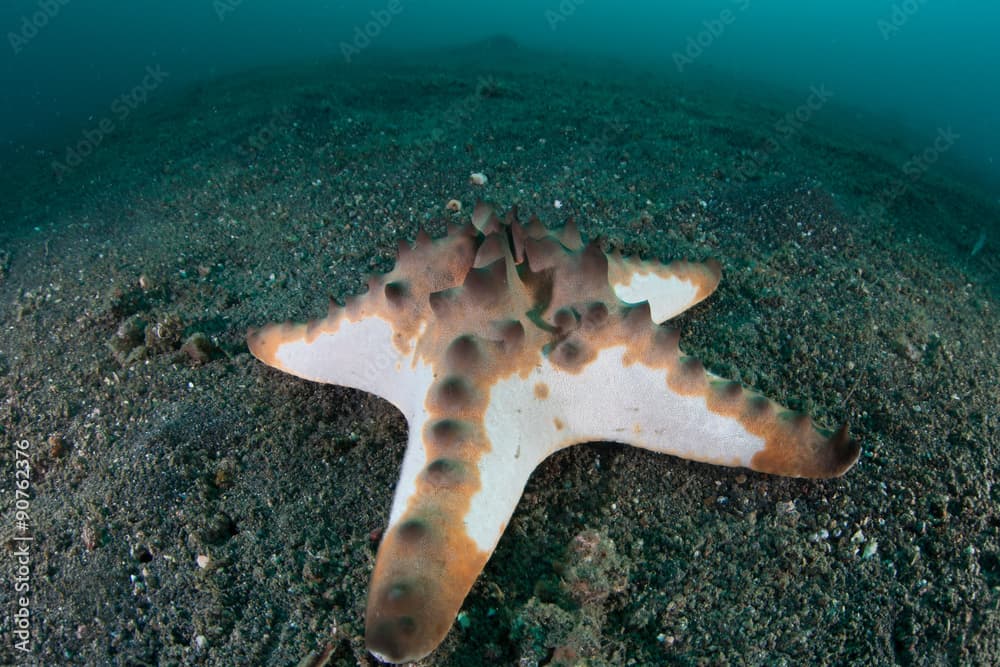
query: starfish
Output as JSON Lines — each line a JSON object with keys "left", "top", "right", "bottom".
{"left": 247, "top": 202, "right": 860, "bottom": 663}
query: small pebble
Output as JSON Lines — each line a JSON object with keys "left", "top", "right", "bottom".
{"left": 48, "top": 434, "right": 65, "bottom": 457}
{"left": 862, "top": 540, "right": 879, "bottom": 560}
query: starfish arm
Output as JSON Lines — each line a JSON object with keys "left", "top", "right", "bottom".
{"left": 365, "top": 411, "right": 534, "bottom": 663}
{"left": 246, "top": 308, "right": 427, "bottom": 418}
{"left": 606, "top": 255, "right": 722, "bottom": 323}
{"left": 500, "top": 334, "right": 859, "bottom": 480}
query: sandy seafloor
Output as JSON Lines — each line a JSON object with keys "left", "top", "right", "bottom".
{"left": 1, "top": 41, "right": 999, "bottom": 666}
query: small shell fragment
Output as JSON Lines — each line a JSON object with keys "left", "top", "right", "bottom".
{"left": 469, "top": 172, "right": 488, "bottom": 185}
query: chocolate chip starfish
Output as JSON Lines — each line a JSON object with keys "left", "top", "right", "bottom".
{"left": 248, "top": 202, "right": 859, "bottom": 663}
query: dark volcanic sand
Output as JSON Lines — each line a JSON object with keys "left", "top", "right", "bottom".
{"left": 1, "top": 44, "right": 998, "bottom": 666}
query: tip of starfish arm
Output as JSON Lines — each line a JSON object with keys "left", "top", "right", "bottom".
{"left": 245, "top": 321, "right": 293, "bottom": 367}
{"left": 824, "top": 422, "right": 861, "bottom": 477}
{"left": 749, "top": 416, "right": 861, "bottom": 479}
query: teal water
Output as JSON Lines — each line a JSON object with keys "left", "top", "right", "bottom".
{"left": 1, "top": 0, "right": 998, "bottom": 188}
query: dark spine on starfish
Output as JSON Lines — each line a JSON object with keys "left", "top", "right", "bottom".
{"left": 429, "top": 288, "right": 458, "bottom": 319}
{"left": 707, "top": 380, "right": 745, "bottom": 412}
{"left": 426, "top": 418, "right": 486, "bottom": 458}
{"left": 429, "top": 376, "right": 483, "bottom": 417}
{"left": 524, "top": 236, "right": 563, "bottom": 272}
{"left": 503, "top": 205, "right": 519, "bottom": 228}
{"left": 474, "top": 233, "right": 505, "bottom": 268}
{"left": 559, "top": 217, "right": 583, "bottom": 250}
{"left": 384, "top": 281, "right": 409, "bottom": 309}
{"left": 395, "top": 238, "right": 412, "bottom": 262}
{"left": 745, "top": 395, "right": 774, "bottom": 420}
{"left": 462, "top": 259, "right": 509, "bottom": 307}
{"left": 579, "top": 240, "right": 609, "bottom": 289}
{"left": 495, "top": 319, "right": 525, "bottom": 352}
{"left": 472, "top": 201, "right": 502, "bottom": 234}
{"left": 552, "top": 306, "right": 580, "bottom": 334}
{"left": 645, "top": 327, "right": 681, "bottom": 365}
{"left": 549, "top": 335, "right": 597, "bottom": 372}
{"left": 674, "top": 356, "right": 709, "bottom": 394}
{"left": 510, "top": 214, "right": 527, "bottom": 263}
{"left": 525, "top": 213, "right": 547, "bottom": 239}
{"left": 581, "top": 302, "right": 609, "bottom": 330}
{"left": 622, "top": 302, "right": 653, "bottom": 338}
{"left": 445, "top": 334, "right": 482, "bottom": 373}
